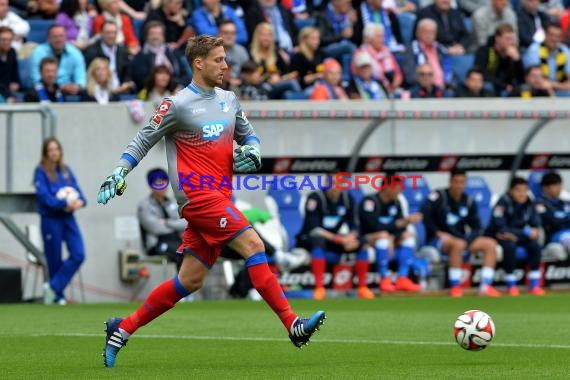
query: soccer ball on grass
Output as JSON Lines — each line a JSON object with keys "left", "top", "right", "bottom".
{"left": 453, "top": 310, "right": 495, "bottom": 351}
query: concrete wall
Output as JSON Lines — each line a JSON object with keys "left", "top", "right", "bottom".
{"left": 1, "top": 98, "right": 569, "bottom": 302}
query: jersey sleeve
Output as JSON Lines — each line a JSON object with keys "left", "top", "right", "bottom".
{"left": 345, "top": 193, "right": 359, "bottom": 232}
{"left": 465, "top": 197, "right": 482, "bottom": 238}
{"left": 421, "top": 191, "right": 440, "bottom": 239}
{"left": 118, "top": 98, "right": 179, "bottom": 170}
{"left": 232, "top": 93, "right": 260, "bottom": 148}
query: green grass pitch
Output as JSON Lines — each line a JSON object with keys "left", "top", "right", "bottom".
{"left": 1, "top": 294, "right": 569, "bottom": 379}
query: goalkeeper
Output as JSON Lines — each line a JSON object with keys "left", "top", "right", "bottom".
{"left": 97, "top": 35, "right": 325, "bottom": 369}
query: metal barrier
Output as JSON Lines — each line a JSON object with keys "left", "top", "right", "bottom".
{"left": 2, "top": 105, "right": 57, "bottom": 192}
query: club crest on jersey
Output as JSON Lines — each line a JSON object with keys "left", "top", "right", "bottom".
{"left": 201, "top": 120, "right": 228, "bottom": 140}
{"left": 219, "top": 101, "right": 229, "bottom": 112}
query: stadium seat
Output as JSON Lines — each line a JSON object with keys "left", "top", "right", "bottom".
{"left": 119, "top": 94, "right": 137, "bottom": 101}
{"left": 294, "top": 17, "right": 316, "bottom": 30}
{"left": 27, "top": 20, "right": 54, "bottom": 44}
{"left": 464, "top": 175, "right": 493, "bottom": 228}
{"left": 401, "top": 174, "right": 430, "bottom": 213}
{"left": 451, "top": 54, "right": 475, "bottom": 84}
{"left": 396, "top": 12, "right": 416, "bottom": 46}
{"left": 283, "top": 91, "right": 309, "bottom": 100}
{"left": 265, "top": 188, "right": 303, "bottom": 251}
{"left": 528, "top": 170, "right": 545, "bottom": 199}
{"left": 18, "top": 59, "right": 32, "bottom": 90}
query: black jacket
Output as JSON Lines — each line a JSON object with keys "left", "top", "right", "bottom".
{"left": 83, "top": 41, "right": 132, "bottom": 84}
{"left": 415, "top": 4, "right": 471, "bottom": 49}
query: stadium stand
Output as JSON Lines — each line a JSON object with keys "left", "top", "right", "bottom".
{"left": 27, "top": 20, "right": 54, "bottom": 44}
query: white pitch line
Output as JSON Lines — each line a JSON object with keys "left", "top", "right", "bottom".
{"left": 21, "top": 333, "right": 570, "bottom": 350}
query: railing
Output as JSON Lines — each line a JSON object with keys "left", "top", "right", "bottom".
{"left": 1, "top": 105, "right": 57, "bottom": 192}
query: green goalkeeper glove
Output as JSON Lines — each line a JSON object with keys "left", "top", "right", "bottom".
{"left": 97, "top": 167, "right": 128, "bottom": 205}
{"left": 233, "top": 145, "right": 261, "bottom": 173}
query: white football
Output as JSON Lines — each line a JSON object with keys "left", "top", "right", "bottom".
{"left": 454, "top": 310, "right": 495, "bottom": 351}
{"left": 56, "top": 186, "right": 79, "bottom": 202}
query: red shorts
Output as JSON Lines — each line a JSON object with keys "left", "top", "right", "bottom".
{"left": 178, "top": 194, "right": 251, "bottom": 268}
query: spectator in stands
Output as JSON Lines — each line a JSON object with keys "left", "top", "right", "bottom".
{"left": 29, "top": 24, "right": 87, "bottom": 96}
{"left": 354, "top": 0, "right": 405, "bottom": 51}
{"left": 353, "top": 24, "right": 403, "bottom": 94}
{"left": 359, "top": 177, "right": 423, "bottom": 292}
{"left": 540, "top": 0, "right": 564, "bottom": 19}
{"left": 138, "top": 168, "right": 185, "bottom": 271}
{"left": 403, "top": 19, "right": 454, "bottom": 90}
{"left": 245, "top": 0, "right": 297, "bottom": 58}
{"left": 34, "top": 137, "right": 86, "bottom": 305}
{"left": 130, "top": 21, "right": 188, "bottom": 91}
{"left": 296, "top": 171, "right": 374, "bottom": 300}
{"left": 249, "top": 22, "right": 301, "bottom": 99}
{"left": 55, "top": 0, "right": 94, "bottom": 50}
{"left": 310, "top": 57, "right": 349, "bottom": 100}
{"left": 516, "top": 0, "right": 549, "bottom": 51}
{"left": 83, "top": 20, "right": 135, "bottom": 95}
{"left": 486, "top": 177, "right": 544, "bottom": 296}
{"left": 474, "top": 23, "right": 524, "bottom": 96}
{"left": 523, "top": 22, "right": 570, "bottom": 97}
{"left": 472, "top": 0, "right": 518, "bottom": 48}
{"left": 421, "top": 169, "right": 501, "bottom": 298}
{"left": 454, "top": 68, "right": 494, "bottom": 97}
{"left": 0, "top": 26, "right": 21, "bottom": 101}
{"left": 415, "top": 0, "right": 470, "bottom": 55}
{"left": 144, "top": 0, "right": 193, "bottom": 50}
{"left": 25, "top": 57, "right": 64, "bottom": 103}
{"left": 409, "top": 63, "right": 449, "bottom": 98}
{"left": 238, "top": 60, "right": 272, "bottom": 100}
{"left": 288, "top": 26, "right": 325, "bottom": 89}
{"left": 313, "top": 0, "right": 357, "bottom": 68}
{"left": 457, "top": 0, "right": 487, "bottom": 18}
{"left": 191, "top": 0, "right": 248, "bottom": 46}
{"left": 137, "top": 64, "right": 179, "bottom": 101}
{"left": 346, "top": 50, "right": 389, "bottom": 99}
{"left": 119, "top": 0, "right": 153, "bottom": 21}
{"left": 536, "top": 171, "right": 570, "bottom": 255}
{"left": 0, "top": 0, "right": 29, "bottom": 50}
{"left": 219, "top": 19, "right": 249, "bottom": 88}
{"left": 81, "top": 57, "right": 121, "bottom": 103}
{"left": 93, "top": 0, "right": 141, "bottom": 56}
{"left": 509, "top": 65, "right": 555, "bottom": 97}
{"left": 26, "top": 0, "right": 59, "bottom": 19}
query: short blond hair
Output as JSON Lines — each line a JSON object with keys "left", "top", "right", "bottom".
{"left": 185, "top": 35, "right": 225, "bottom": 70}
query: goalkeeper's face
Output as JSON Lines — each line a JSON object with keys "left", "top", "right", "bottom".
{"left": 202, "top": 46, "right": 229, "bottom": 88}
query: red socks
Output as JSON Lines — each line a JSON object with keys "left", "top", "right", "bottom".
{"left": 246, "top": 253, "right": 297, "bottom": 330}
{"left": 355, "top": 260, "right": 369, "bottom": 287}
{"left": 120, "top": 277, "right": 189, "bottom": 334}
{"left": 311, "top": 258, "right": 326, "bottom": 288}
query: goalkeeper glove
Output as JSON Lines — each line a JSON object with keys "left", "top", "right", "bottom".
{"left": 97, "top": 167, "right": 129, "bottom": 205}
{"left": 233, "top": 145, "right": 261, "bottom": 173}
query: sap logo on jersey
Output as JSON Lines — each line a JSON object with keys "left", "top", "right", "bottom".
{"left": 202, "top": 121, "right": 228, "bottom": 140}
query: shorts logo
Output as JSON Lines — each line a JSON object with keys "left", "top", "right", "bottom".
{"left": 219, "top": 217, "right": 227, "bottom": 228}
{"left": 202, "top": 120, "right": 228, "bottom": 140}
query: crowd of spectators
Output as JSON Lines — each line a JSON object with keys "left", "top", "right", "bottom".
{"left": 2, "top": 0, "right": 570, "bottom": 103}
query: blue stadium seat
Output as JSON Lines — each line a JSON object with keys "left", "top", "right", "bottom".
{"left": 528, "top": 170, "right": 545, "bottom": 199}
{"left": 451, "top": 54, "right": 475, "bottom": 84}
{"left": 401, "top": 174, "right": 430, "bottom": 213}
{"left": 464, "top": 175, "right": 493, "bottom": 228}
{"left": 119, "top": 94, "right": 137, "bottom": 101}
{"left": 27, "top": 20, "right": 54, "bottom": 44}
{"left": 294, "top": 17, "right": 316, "bottom": 31}
{"left": 18, "top": 58, "right": 32, "bottom": 90}
{"left": 266, "top": 188, "right": 303, "bottom": 250}
{"left": 396, "top": 12, "right": 416, "bottom": 46}
{"left": 283, "top": 91, "right": 309, "bottom": 100}
{"left": 348, "top": 188, "right": 364, "bottom": 207}
{"left": 64, "top": 95, "right": 81, "bottom": 102}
